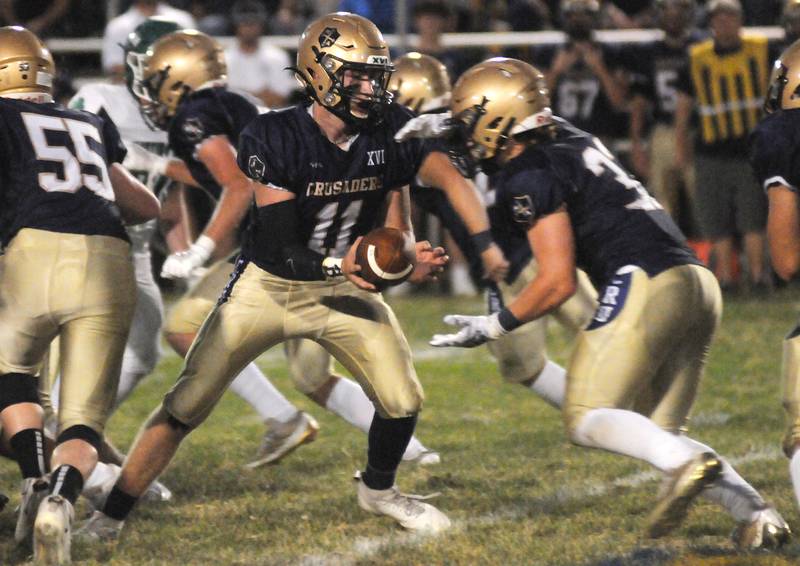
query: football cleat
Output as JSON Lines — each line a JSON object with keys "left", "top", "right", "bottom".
{"left": 732, "top": 506, "right": 791, "bottom": 550}
{"left": 16, "top": 477, "right": 50, "bottom": 543}
{"left": 82, "top": 464, "right": 172, "bottom": 512}
{"left": 645, "top": 451, "right": 722, "bottom": 538}
{"left": 33, "top": 495, "right": 74, "bottom": 566}
{"left": 357, "top": 477, "right": 451, "bottom": 533}
{"left": 245, "top": 411, "right": 319, "bottom": 469}
{"left": 74, "top": 510, "right": 124, "bottom": 543}
{"left": 403, "top": 449, "right": 441, "bottom": 466}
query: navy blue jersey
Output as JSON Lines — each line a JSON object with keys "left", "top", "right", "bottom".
{"left": 492, "top": 118, "right": 700, "bottom": 288}
{"left": 237, "top": 103, "right": 435, "bottom": 276}
{"left": 0, "top": 98, "right": 128, "bottom": 247}
{"left": 528, "top": 42, "right": 630, "bottom": 139}
{"left": 168, "top": 87, "right": 259, "bottom": 200}
{"left": 628, "top": 31, "right": 706, "bottom": 125}
{"left": 750, "top": 109, "right": 800, "bottom": 193}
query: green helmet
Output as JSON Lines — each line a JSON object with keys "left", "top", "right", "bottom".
{"left": 122, "top": 17, "right": 181, "bottom": 96}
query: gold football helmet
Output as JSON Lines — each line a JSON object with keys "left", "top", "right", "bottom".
{"left": 134, "top": 29, "right": 226, "bottom": 129}
{"left": 0, "top": 26, "right": 54, "bottom": 99}
{"left": 765, "top": 39, "right": 800, "bottom": 113}
{"left": 448, "top": 57, "right": 552, "bottom": 175}
{"left": 388, "top": 52, "right": 451, "bottom": 113}
{"left": 294, "top": 12, "right": 393, "bottom": 125}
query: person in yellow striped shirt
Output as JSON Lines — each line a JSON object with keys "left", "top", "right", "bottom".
{"left": 674, "top": 0, "right": 771, "bottom": 292}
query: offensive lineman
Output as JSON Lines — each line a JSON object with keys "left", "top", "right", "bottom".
{"left": 79, "top": 12, "right": 505, "bottom": 540}
{"left": 0, "top": 26, "right": 160, "bottom": 564}
{"left": 751, "top": 38, "right": 800, "bottom": 512}
{"left": 406, "top": 57, "right": 790, "bottom": 547}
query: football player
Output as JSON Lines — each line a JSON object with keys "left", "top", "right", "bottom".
{"left": 0, "top": 26, "right": 160, "bottom": 564}
{"left": 390, "top": 52, "right": 596, "bottom": 409}
{"left": 123, "top": 28, "right": 442, "bottom": 469}
{"left": 79, "top": 12, "right": 505, "bottom": 540}
{"left": 404, "top": 57, "right": 790, "bottom": 548}
{"left": 752, "top": 38, "right": 800, "bottom": 513}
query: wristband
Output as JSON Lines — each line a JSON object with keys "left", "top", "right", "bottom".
{"left": 497, "top": 307, "right": 522, "bottom": 333}
{"left": 322, "top": 257, "right": 343, "bottom": 279}
{"left": 471, "top": 230, "right": 494, "bottom": 253}
{"left": 193, "top": 234, "right": 216, "bottom": 262}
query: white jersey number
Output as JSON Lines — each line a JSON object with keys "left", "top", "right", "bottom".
{"left": 582, "top": 141, "right": 661, "bottom": 211}
{"left": 22, "top": 113, "right": 114, "bottom": 200}
{"left": 308, "top": 200, "right": 364, "bottom": 257}
{"left": 558, "top": 79, "right": 600, "bottom": 120}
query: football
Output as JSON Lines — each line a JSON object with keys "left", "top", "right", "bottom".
{"left": 355, "top": 227, "right": 416, "bottom": 289}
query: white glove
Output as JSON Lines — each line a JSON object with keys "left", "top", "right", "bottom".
{"left": 160, "top": 235, "right": 215, "bottom": 280}
{"left": 123, "top": 141, "right": 169, "bottom": 175}
{"left": 394, "top": 112, "right": 453, "bottom": 142}
{"left": 429, "top": 313, "right": 508, "bottom": 348}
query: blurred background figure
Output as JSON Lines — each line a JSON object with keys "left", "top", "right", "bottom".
{"left": 674, "top": 0, "right": 771, "bottom": 292}
{"left": 782, "top": 0, "right": 800, "bottom": 48}
{"left": 534, "top": 0, "right": 631, "bottom": 154}
{"left": 629, "top": 0, "right": 704, "bottom": 230}
{"left": 102, "top": 0, "right": 195, "bottom": 79}
{"left": 338, "top": 0, "right": 395, "bottom": 32}
{"left": 0, "top": 0, "right": 70, "bottom": 37}
{"left": 269, "top": 0, "right": 313, "bottom": 35}
{"left": 412, "top": 0, "right": 484, "bottom": 80}
{"left": 225, "top": 0, "right": 297, "bottom": 108}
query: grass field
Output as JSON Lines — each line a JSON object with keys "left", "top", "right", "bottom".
{"left": 2, "top": 289, "right": 800, "bottom": 565}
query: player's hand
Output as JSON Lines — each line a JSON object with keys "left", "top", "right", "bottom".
{"left": 394, "top": 112, "right": 453, "bottom": 142}
{"left": 160, "top": 235, "right": 215, "bottom": 280}
{"left": 123, "top": 142, "right": 168, "bottom": 174}
{"left": 551, "top": 48, "right": 579, "bottom": 76}
{"left": 342, "top": 237, "right": 378, "bottom": 292}
{"left": 430, "top": 313, "right": 506, "bottom": 348}
{"left": 409, "top": 240, "right": 449, "bottom": 283}
{"left": 480, "top": 243, "right": 510, "bottom": 282}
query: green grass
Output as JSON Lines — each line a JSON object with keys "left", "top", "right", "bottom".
{"left": 3, "top": 290, "right": 800, "bottom": 565}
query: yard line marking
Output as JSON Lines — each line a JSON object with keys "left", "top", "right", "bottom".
{"left": 305, "top": 447, "right": 781, "bottom": 565}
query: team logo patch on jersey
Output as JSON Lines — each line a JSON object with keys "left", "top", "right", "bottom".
{"left": 182, "top": 117, "right": 205, "bottom": 143}
{"left": 586, "top": 272, "right": 632, "bottom": 330}
{"left": 511, "top": 195, "right": 535, "bottom": 226}
{"left": 248, "top": 155, "right": 266, "bottom": 180}
{"left": 319, "top": 27, "right": 340, "bottom": 48}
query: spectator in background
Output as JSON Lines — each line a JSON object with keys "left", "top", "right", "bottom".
{"left": 674, "top": 0, "right": 771, "bottom": 292}
{"left": 605, "top": 0, "right": 656, "bottom": 28}
{"left": 782, "top": 0, "right": 800, "bottom": 48}
{"left": 0, "top": 0, "right": 70, "bottom": 36}
{"left": 506, "top": 0, "right": 552, "bottom": 31}
{"left": 533, "top": 0, "right": 630, "bottom": 151}
{"left": 629, "top": 0, "right": 705, "bottom": 222}
{"left": 102, "top": 0, "right": 194, "bottom": 79}
{"left": 338, "top": 0, "right": 395, "bottom": 32}
{"left": 413, "top": 1, "right": 482, "bottom": 80}
{"left": 186, "top": 0, "right": 228, "bottom": 35}
{"left": 225, "top": 0, "right": 296, "bottom": 108}
{"left": 269, "top": 0, "right": 313, "bottom": 35}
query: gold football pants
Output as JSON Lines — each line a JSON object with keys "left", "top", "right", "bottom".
{"left": 0, "top": 228, "right": 136, "bottom": 435}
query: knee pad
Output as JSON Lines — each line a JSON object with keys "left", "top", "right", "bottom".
{"left": 57, "top": 424, "right": 101, "bottom": 450}
{"left": 0, "top": 373, "right": 39, "bottom": 412}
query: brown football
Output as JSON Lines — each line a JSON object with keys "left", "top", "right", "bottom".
{"left": 355, "top": 227, "right": 416, "bottom": 289}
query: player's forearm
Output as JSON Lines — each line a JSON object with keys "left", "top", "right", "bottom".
{"left": 629, "top": 96, "right": 647, "bottom": 146}
{"left": 383, "top": 186, "right": 414, "bottom": 240}
{"left": 508, "top": 273, "right": 577, "bottom": 324}
{"left": 768, "top": 187, "right": 800, "bottom": 281}
{"left": 596, "top": 68, "right": 627, "bottom": 111}
{"left": 109, "top": 163, "right": 161, "bottom": 225}
{"left": 165, "top": 160, "right": 200, "bottom": 188}
{"left": 201, "top": 180, "right": 253, "bottom": 244}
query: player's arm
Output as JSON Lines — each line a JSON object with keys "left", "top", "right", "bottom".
{"left": 629, "top": 94, "right": 650, "bottom": 179}
{"left": 673, "top": 92, "right": 692, "bottom": 170}
{"left": 506, "top": 207, "right": 577, "bottom": 322}
{"left": 108, "top": 163, "right": 161, "bottom": 225}
{"left": 121, "top": 142, "right": 200, "bottom": 188}
{"left": 767, "top": 185, "right": 800, "bottom": 281}
{"left": 418, "top": 150, "right": 510, "bottom": 281}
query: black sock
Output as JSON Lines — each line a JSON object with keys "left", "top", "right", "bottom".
{"left": 103, "top": 485, "right": 138, "bottom": 521}
{"left": 362, "top": 413, "right": 418, "bottom": 490}
{"left": 49, "top": 464, "right": 83, "bottom": 504}
{"left": 9, "top": 428, "right": 47, "bottom": 479}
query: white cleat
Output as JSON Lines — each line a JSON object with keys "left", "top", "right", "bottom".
{"left": 16, "top": 477, "right": 50, "bottom": 544}
{"left": 357, "top": 477, "right": 451, "bottom": 533}
{"left": 245, "top": 411, "right": 319, "bottom": 469}
{"left": 74, "top": 510, "right": 124, "bottom": 543}
{"left": 33, "top": 495, "right": 74, "bottom": 566}
{"left": 732, "top": 506, "right": 791, "bottom": 550}
{"left": 82, "top": 464, "right": 172, "bottom": 511}
{"left": 403, "top": 449, "right": 441, "bottom": 466}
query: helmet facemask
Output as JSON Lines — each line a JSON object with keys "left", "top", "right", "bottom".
{"left": 447, "top": 99, "right": 515, "bottom": 177}
{"left": 311, "top": 47, "right": 394, "bottom": 128}
{"left": 134, "top": 64, "right": 186, "bottom": 130}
